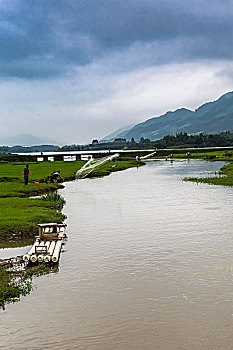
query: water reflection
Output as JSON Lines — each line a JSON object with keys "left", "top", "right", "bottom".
{"left": 1, "top": 160, "right": 233, "bottom": 349}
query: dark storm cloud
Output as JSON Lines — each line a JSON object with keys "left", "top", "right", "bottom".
{"left": 1, "top": 0, "right": 233, "bottom": 78}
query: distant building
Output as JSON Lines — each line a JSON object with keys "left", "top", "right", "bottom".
{"left": 92, "top": 139, "right": 99, "bottom": 145}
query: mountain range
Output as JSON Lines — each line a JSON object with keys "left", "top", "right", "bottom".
{"left": 0, "top": 133, "right": 63, "bottom": 146}
{"left": 108, "top": 91, "right": 233, "bottom": 141}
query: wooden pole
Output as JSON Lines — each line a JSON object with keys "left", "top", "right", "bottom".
{"left": 44, "top": 242, "right": 51, "bottom": 262}
{"left": 44, "top": 241, "right": 56, "bottom": 262}
{"left": 37, "top": 242, "right": 45, "bottom": 262}
{"left": 48, "top": 241, "right": 56, "bottom": 255}
{"left": 52, "top": 240, "right": 62, "bottom": 262}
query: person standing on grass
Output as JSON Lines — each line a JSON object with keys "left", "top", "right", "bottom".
{"left": 23, "top": 164, "right": 32, "bottom": 185}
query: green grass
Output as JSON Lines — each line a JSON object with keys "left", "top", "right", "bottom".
{"left": 184, "top": 162, "right": 233, "bottom": 187}
{"left": 0, "top": 196, "right": 66, "bottom": 241}
{"left": 0, "top": 161, "right": 85, "bottom": 242}
{"left": 0, "top": 161, "right": 85, "bottom": 198}
{"left": 41, "top": 192, "right": 66, "bottom": 209}
{"left": 0, "top": 180, "right": 59, "bottom": 197}
{"left": 0, "top": 160, "right": 85, "bottom": 179}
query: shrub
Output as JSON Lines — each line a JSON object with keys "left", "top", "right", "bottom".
{"left": 41, "top": 192, "right": 66, "bottom": 209}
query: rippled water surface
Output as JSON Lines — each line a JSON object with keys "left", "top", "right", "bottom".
{"left": 1, "top": 160, "right": 233, "bottom": 349}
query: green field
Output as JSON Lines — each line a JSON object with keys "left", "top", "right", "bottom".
{"left": 0, "top": 160, "right": 84, "bottom": 242}
{"left": 0, "top": 160, "right": 86, "bottom": 179}
{"left": 0, "top": 196, "right": 66, "bottom": 242}
{"left": 0, "top": 160, "right": 88, "bottom": 198}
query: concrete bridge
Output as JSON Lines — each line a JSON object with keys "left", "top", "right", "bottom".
{"left": 14, "top": 149, "right": 153, "bottom": 162}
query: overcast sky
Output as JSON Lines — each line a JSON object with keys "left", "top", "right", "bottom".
{"left": 1, "top": 0, "right": 233, "bottom": 145}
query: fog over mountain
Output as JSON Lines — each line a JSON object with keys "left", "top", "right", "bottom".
{"left": 0, "top": 133, "right": 62, "bottom": 146}
{"left": 101, "top": 124, "right": 135, "bottom": 141}
{"left": 110, "top": 91, "right": 233, "bottom": 141}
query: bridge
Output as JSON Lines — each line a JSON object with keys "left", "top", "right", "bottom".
{"left": 14, "top": 145, "right": 233, "bottom": 163}
{"left": 13, "top": 149, "right": 153, "bottom": 162}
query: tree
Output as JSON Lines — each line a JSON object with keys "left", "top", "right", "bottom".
{"left": 140, "top": 137, "right": 145, "bottom": 143}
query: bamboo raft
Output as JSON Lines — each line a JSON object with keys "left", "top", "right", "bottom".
{"left": 23, "top": 223, "right": 67, "bottom": 263}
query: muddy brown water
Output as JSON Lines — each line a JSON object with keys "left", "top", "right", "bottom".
{"left": 1, "top": 160, "right": 233, "bottom": 349}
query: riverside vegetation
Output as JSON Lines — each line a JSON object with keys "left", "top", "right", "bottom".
{"left": 0, "top": 265, "right": 32, "bottom": 309}
{"left": 144, "top": 149, "right": 233, "bottom": 186}
{"left": 161, "top": 150, "right": 233, "bottom": 186}
{"left": 0, "top": 160, "right": 85, "bottom": 244}
{"left": 0, "top": 261, "right": 59, "bottom": 309}
{"left": 183, "top": 162, "right": 233, "bottom": 186}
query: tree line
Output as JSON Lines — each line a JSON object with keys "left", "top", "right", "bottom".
{"left": 1, "top": 131, "right": 233, "bottom": 154}
{"left": 59, "top": 131, "right": 233, "bottom": 150}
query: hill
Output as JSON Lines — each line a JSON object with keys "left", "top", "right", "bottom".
{"left": 0, "top": 133, "right": 62, "bottom": 146}
{"left": 112, "top": 91, "right": 233, "bottom": 141}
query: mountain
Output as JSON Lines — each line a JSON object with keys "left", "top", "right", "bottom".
{"left": 0, "top": 133, "right": 62, "bottom": 146}
{"left": 113, "top": 91, "right": 233, "bottom": 141}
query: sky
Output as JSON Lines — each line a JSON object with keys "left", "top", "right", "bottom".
{"left": 1, "top": 0, "right": 233, "bottom": 145}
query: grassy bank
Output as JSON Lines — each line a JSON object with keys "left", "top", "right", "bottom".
{"left": 0, "top": 160, "right": 85, "bottom": 243}
{"left": 0, "top": 160, "right": 86, "bottom": 197}
{"left": 0, "top": 195, "right": 66, "bottom": 241}
{"left": 184, "top": 162, "right": 233, "bottom": 187}
{"left": 154, "top": 150, "right": 233, "bottom": 161}
{"left": 153, "top": 149, "right": 233, "bottom": 187}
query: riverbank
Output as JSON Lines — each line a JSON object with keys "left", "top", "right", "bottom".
{"left": 152, "top": 149, "right": 233, "bottom": 186}
{"left": 183, "top": 162, "right": 233, "bottom": 186}
{"left": 0, "top": 158, "right": 143, "bottom": 244}
{"left": 153, "top": 149, "right": 233, "bottom": 161}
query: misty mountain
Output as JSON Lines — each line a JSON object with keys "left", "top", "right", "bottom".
{"left": 101, "top": 123, "right": 135, "bottom": 141}
{"left": 0, "top": 133, "right": 62, "bottom": 146}
{"left": 112, "top": 91, "right": 233, "bottom": 141}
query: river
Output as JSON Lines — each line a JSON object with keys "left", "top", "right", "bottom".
{"left": 1, "top": 159, "right": 233, "bottom": 349}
